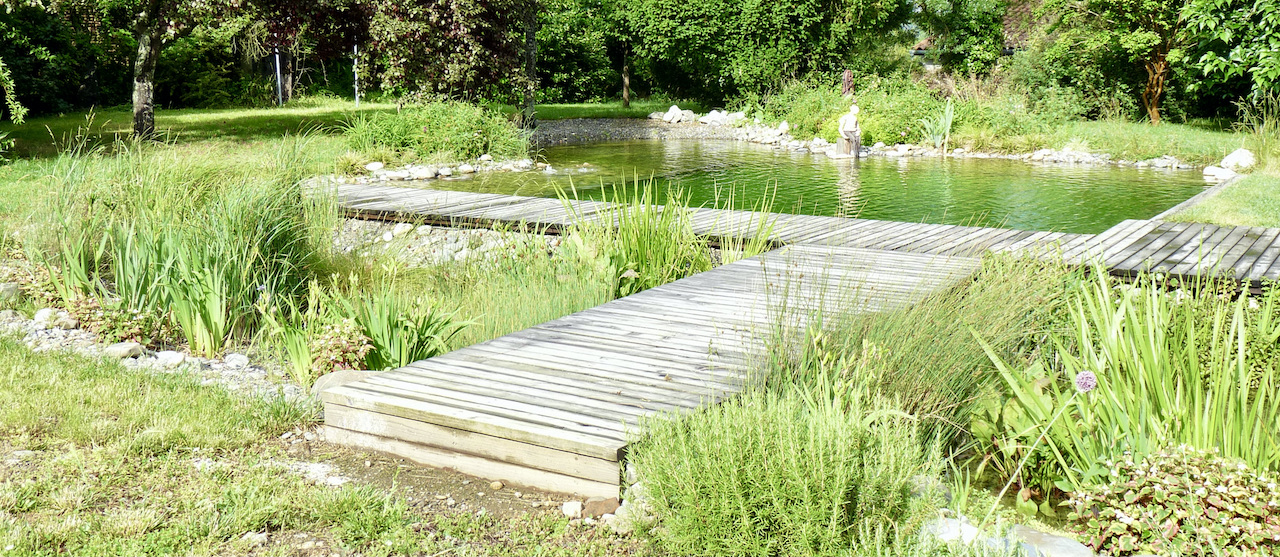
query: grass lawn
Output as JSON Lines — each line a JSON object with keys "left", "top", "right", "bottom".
{"left": 1167, "top": 171, "right": 1280, "bottom": 228}
{"left": 0, "top": 339, "right": 638, "bottom": 556}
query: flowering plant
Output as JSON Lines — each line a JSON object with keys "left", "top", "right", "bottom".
{"left": 1067, "top": 445, "right": 1280, "bottom": 556}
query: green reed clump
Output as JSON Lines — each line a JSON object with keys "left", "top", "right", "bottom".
{"left": 342, "top": 101, "right": 528, "bottom": 163}
{"left": 764, "top": 256, "right": 1076, "bottom": 446}
{"left": 631, "top": 380, "right": 941, "bottom": 556}
{"left": 983, "top": 271, "right": 1280, "bottom": 495}
{"left": 38, "top": 134, "right": 336, "bottom": 356}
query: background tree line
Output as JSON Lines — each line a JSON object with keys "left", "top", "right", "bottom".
{"left": 0, "top": 0, "right": 1274, "bottom": 131}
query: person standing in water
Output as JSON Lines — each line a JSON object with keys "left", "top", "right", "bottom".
{"left": 837, "top": 103, "right": 861, "bottom": 158}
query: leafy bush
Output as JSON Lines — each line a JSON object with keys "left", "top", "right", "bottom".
{"left": 980, "top": 271, "right": 1280, "bottom": 504}
{"left": 737, "top": 79, "right": 851, "bottom": 140}
{"left": 1067, "top": 445, "right": 1280, "bottom": 556}
{"left": 631, "top": 384, "right": 940, "bottom": 555}
{"left": 342, "top": 101, "right": 528, "bottom": 162}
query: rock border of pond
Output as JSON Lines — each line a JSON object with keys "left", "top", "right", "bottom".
{"left": 346, "top": 114, "right": 1249, "bottom": 190}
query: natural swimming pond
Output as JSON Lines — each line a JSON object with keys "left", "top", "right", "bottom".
{"left": 428, "top": 140, "right": 1208, "bottom": 234}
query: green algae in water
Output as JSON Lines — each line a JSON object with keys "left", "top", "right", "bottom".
{"left": 422, "top": 140, "right": 1208, "bottom": 234}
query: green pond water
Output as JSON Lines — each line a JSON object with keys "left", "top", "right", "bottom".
{"left": 429, "top": 140, "right": 1209, "bottom": 234}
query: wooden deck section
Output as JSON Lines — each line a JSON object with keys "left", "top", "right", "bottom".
{"left": 316, "top": 182, "right": 1280, "bottom": 496}
{"left": 320, "top": 245, "right": 981, "bottom": 497}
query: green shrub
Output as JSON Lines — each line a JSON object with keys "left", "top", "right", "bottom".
{"left": 336, "top": 288, "right": 464, "bottom": 371}
{"left": 564, "top": 183, "right": 716, "bottom": 298}
{"left": 981, "top": 271, "right": 1280, "bottom": 502}
{"left": 342, "top": 101, "right": 528, "bottom": 162}
{"left": 39, "top": 134, "right": 333, "bottom": 356}
{"left": 1066, "top": 445, "right": 1280, "bottom": 556}
{"left": 737, "top": 79, "right": 851, "bottom": 140}
{"left": 631, "top": 385, "right": 940, "bottom": 556}
{"left": 767, "top": 256, "right": 1074, "bottom": 445}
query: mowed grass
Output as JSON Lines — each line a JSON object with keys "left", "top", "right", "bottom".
{"left": 1167, "top": 172, "right": 1280, "bottom": 227}
{"left": 0, "top": 339, "right": 633, "bottom": 556}
{"left": 0, "top": 97, "right": 398, "bottom": 158}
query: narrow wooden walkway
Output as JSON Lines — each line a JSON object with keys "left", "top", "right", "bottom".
{"left": 325, "top": 183, "right": 1090, "bottom": 257}
{"left": 316, "top": 182, "right": 1280, "bottom": 497}
{"left": 321, "top": 245, "right": 981, "bottom": 496}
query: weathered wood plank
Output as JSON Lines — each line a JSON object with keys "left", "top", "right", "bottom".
{"left": 323, "top": 425, "right": 620, "bottom": 498}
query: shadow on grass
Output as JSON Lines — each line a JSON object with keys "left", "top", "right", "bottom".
{"left": 0, "top": 99, "right": 399, "bottom": 158}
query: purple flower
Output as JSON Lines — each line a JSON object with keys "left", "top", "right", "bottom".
{"left": 1075, "top": 371, "right": 1098, "bottom": 393}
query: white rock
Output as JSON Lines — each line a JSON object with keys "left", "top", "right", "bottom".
{"left": 438, "top": 167, "right": 454, "bottom": 177}
{"left": 543, "top": 166, "right": 556, "bottom": 175}
{"left": 155, "top": 350, "right": 185, "bottom": 368}
{"left": 647, "top": 111, "right": 665, "bottom": 120}
{"left": 952, "top": 147, "right": 966, "bottom": 154}
{"left": 104, "top": 342, "right": 144, "bottom": 359}
{"left": 922, "top": 516, "right": 979, "bottom": 544}
{"left": 1220, "top": 148, "right": 1256, "bottom": 171}
{"left": 0, "top": 282, "right": 21, "bottom": 303}
{"left": 364, "top": 161, "right": 385, "bottom": 172}
{"left": 895, "top": 144, "right": 912, "bottom": 155}
{"left": 392, "top": 223, "right": 414, "bottom": 237}
{"left": 224, "top": 353, "right": 250, "bottom": 368}
{"left": 725, "top": 111, "right": 746, "bottom": 125}
{"left": 778, "top": 121, "right": 790, "bottom": 134}
{"left": 385, "top": 170, "right": 410, "bottom": 181}
{"left": 562, "top": 501, "right": 584, "bottom": 519}
{"left": 381, "top": 231, "right": 394, "bottom": 242}
{"left": 1203, "top": 165, "right": 1238, "bottom": 180}
{"left": 478, "top": 154, "right": 493, "bottom": 162}
{"left": 458, "top": 164, "right": 476, "bottom": 174}
{"left": 873, "top": 142, "right": 886, "bottom": 149}
{"left": 663, "top": 105, "right": 681, "bottom": 123}
{"left": 240, "top": 532, "right": 269, "bottom": 546}
{"left": 33, "top": 308, "right": 57, "bottom": 327}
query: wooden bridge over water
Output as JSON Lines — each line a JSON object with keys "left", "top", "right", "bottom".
{"left": 317, "top": 183, "right": 1280, "bottom": 497}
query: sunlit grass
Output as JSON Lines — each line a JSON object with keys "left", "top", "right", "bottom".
{"left": 1167, "top": 172, "right": 1280, "bottom": 227}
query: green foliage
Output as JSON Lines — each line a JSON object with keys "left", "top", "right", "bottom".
{"left": 916, "top": 0, "right": 1008, "bottom": 74}
{"left": 617, "top": 0, "right": 913, "bottom": 101}
{"left": 737, "top": 79, "right": 849, "bottom": 140}
{"left": 918, "top": 97, "right": 955, "bottom": 150}
{"left": 342, "top": 101, "right": 529, "bottom": 162}
{"left": 980, "top": 272, "right": 1280, "bottom": 501}
{"left": 767, "top": 256, "right": 1073, "bottom": 445}
{"left": 1238, "top": 94, "right": 1280, "bottom": 171}
{"left": 1184, "top": 0, "right": 1280, "bottom": 100}
{"left": 563, "top": 182, "right": 715, "bottom": 298}
{"left": 335, "top": 287, "right": 464, "bottom": 372}
{"left": 366, "top": 0, "right": 531, "bottom": 98}
{"left": 1066, "top": 446, "right": 1280, "bottom": 556}
{"left": 535, "top": 0, "right": 619, "bottom": 103}
{"left": 631, "top": 384, "right": 940, "bottom": 555}
{"left": 39, "top": 134, "right": 332, "bottom": 356}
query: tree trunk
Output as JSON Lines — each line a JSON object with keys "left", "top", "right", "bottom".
{"left": 1142, "top": 54, "right": 1168, "bottom": 125}
{"left": 521, "top": 2, "right": 539, "bottom": 130}
{"left": 281, "top": 49, "right": 295, "bottom": 103}
{"left": 622, "top": 48, "right": 631, "bottom": 108}
{"left": 131, "top": 9, "right": 164, "bottom": 139}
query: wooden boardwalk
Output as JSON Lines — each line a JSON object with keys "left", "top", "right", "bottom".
{"left": 321, "top": 245, "right": 981, "bottom": 496}
{"left": 316, "top": 182, "right": 1280, "bottom": 496}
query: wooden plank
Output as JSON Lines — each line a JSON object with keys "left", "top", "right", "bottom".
{"left": 1215, "top": 227, "right": 1270, "bottom": 277}
{"left": 1104, "top": 224, "right": 1179, "bottom": 269}
{"left": 1112, "top": 222, "right": 1196, "bottom": 272}
{"left": 1234, "top": 228, "right": 1280, "bottom": 279}
{"left": 320, "top": 385, "right": 625, "bottom": 460}
{"left": 1167, "top": 225, "right": 1234, "bottom": 277}
{"left": 325, "top": 404, "right": 620, "bottom": 484}
{"left": 1248, "top": 230, "right": 1280, "bottom": 280}
{"left": 323, "top": 425, "right": 619, "bottom": 498}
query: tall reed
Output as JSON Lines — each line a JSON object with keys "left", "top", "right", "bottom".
{"left": 985, "top": 270, "right": 1280, "bottom": 491}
